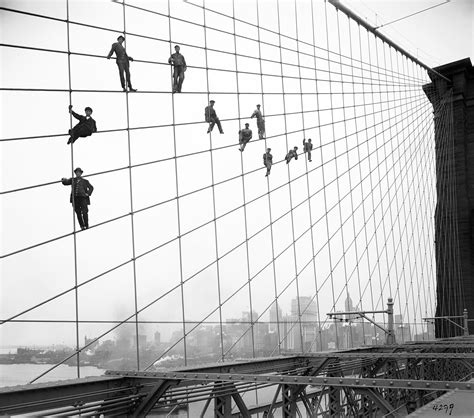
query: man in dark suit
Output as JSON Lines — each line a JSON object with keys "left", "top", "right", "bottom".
{"left": 67, "top": 105, "right": 97, "bottom": 145}
{"left": 263, "top": 148, "right": 273, "bottom": 177}
{"left": 61, "top": 167, "right": 94, "bottom": 230}
{"left": 204, "top": 100, "right": 224, "bottom": 134}
{"left": 168, "top": 45, "right": 187, "bottom": 93}
{"left": 107, "top": 35, "right": 137, "bottom": 92}
{"left": 303, "top": 138, "right": 313, "bottom": 162}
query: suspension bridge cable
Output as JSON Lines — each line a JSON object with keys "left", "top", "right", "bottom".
{"left": 1, "top": 0, "right": 443, "bottom": 385}
{"left": 1, "top": 97, "right": 430, "bottom": 328}
{"left": 22, "top": 95, "right": 432, "bottom": 380}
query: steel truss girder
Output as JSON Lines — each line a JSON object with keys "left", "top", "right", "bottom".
{"left": 121, "top": 370, "right": 474, "bottom": 392}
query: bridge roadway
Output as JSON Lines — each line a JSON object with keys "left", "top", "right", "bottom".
{"left": 1, "top": 337, "right": 474, "bottom": 417}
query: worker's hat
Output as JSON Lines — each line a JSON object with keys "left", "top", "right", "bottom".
{"left": 74, "top": 167, "right": 83, "bottom": 174}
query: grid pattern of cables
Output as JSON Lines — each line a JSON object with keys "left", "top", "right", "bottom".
{"left": 0, "top": 0, "right": 449, "bottom": 384}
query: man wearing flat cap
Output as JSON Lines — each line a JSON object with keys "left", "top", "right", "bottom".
{"left": 263, "top": 147, "right": 273, "bottom": 177}
{"left": 107, "top": 35, "right": 137, "bottom": 92}
{"left": 61, "top": 168, "right": 94, "bottom": 230}
{"left": 204, "top": 100, "right": 224, "bottom": 134}
{"left": 251, "top": 104, "right": 265, "bottom": 139}
{"left": 67, "top": 105, "right": 97, "bottom": 145}
{"left": 238, "top": 123, "right": 252, "bottom": 152}
{"left": 168, "top": 45, "right": 187, "bottom": 93}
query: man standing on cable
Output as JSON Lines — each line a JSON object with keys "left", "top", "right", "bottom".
{"left": 61, "top": 168, "right": 94, "bottom": 231}
{"left": 263, "top": 147, "right": 273, "bottom": 177}
{"left": 168, "top": 45, "right": 187, "bottom": 93}
{"left": 205, "top": 100, "right": 224, "bottom": 134}
{"left": 303, "top": 138, "right": 313, "bottom": 162}
{"left": 67, "top": 105, "right": 97, "bottom": 145}
{"left": 251, "top": 104, "right": 265, "bottom": 139}
{"left": 285, "top": 146, "right": 298, "bottom": 164}
{"left": 107, "top": 35, "right": 137, "bottom": 92}
{"left": 238, "top": 123, "right": 252, "bottom": 151}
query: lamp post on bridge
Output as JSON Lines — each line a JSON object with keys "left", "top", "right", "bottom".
{"left": 327, "top": 298, "right": 396, "bottom": 345}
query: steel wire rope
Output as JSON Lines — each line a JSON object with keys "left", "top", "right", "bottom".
{"left": 363, "top": 27, "right": 384, "bottom": 340}
{"left": 322, "top": 0, "right": 340, "bottom": 349}
{"left": 0, "top": 5, "right": 429, "bottom": 86}
{"left": 255, "top": 0, "right": 283, "bottom": 360}
{"left": 222, "top": 103, "right": 434, "bottom": 356}
{"left": 397, "top": 57, "right": 432, "bottom": 337}
{"left": 303, "top": 103, "right": 436, "bottom": 350}
{"left": 117, "top": 0, "right": 141, "bottom": 371}
{"left": 0, "top": 46, "right": 426, "bottom": 97}
{"left": 118, "top": 0, "right": 427, "bottom": 86}
{"left": 333, "top": 7, "right": 355, "bottom": 347}
{"left": 373, "top": 80, "right": 436, "bottom": 325}
{"left": 307, "top": 0, "right": 325, "bottom": 352}
{"left": 202, "top": 0, "right": 225, "bottom": 363}
{"left": 166, "top": 0, "right": 188, "bottom": 373}
{"left": 1, "top": 0, "right": 442, "bottom": 392}
{"left": 414, "top": 76, "right": 444, "bottom": 336}
{"left": 295, "top": 0, "right": 324, "bottom": 353}
{"left": 415, "top": 61, "right": 437, "bottom": 333}
{"left": 10, "top": 100, "right": 434, "bottom": 386}
{"left": 393, "top": 51, "right": 417, "bottom": 335}
{"left": 357, "top": 25, "right": 377, "bottom": 343}
{"left": 360, "top": 95, "right": 440, "bottom": 333}
{"left": 372, "top": 30, "right": 395, "bottom": 322}
{"left": 65, "top": 0, "right": 81, "bottom": 379}
{"left": 399, "top": 55, "right": 421, "bottom": 335}
{"left": 346, "top": 17, "right": 368, "bottom": 344}
{"left": 129, "top": 103, "right": 433, "bottom": 369}
{"left": 378, "top": 42, "right": 402, "bottom": 338}
{"left": 390, "top": 85, "right": 447, "bottom": 337}
{"left": 0, "top": 87, "right": 424, "bottom": 145}
{"left": 1, "top": 96, "right": 426, "bottom": 260}
{"left": 276, "top": 0, "right": 304, "bottom": 353}
{"left": 179, "top": 1, "right": 427, "bottom": 85}
{"left": 0, "top": 3, "right": 429, "bottom": 88}
{"left": 2, "top": 97, "right": 431, "bottom": 332}
{"left": 231, "top": 0, "right": 257, "bottom": 361}
{"left": 2, "top": 97, "right": 430, "bottom": 344}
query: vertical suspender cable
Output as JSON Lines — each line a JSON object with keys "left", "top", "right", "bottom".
{"left": 232, "top": 0, "right": 256, "bottom": 359}
{"left": 255, "top": 0, "right": 282, "bottom": 355}
{"left": 346, "top": 17, "right": 367, "bottom": 344}
{"left": 202, "top": 0, "right": 225, "bottom": 361}
{"left": 120, "top": 0, "right": 140, "bottom": 369}
{"left": 308, "top": 0, "right": 324, "bottom": 352}
{"left": 335, "top": 10, "right": 355, "bottom": 346}
{"left": 276, "top": 0, "right": 304, "bottom": 353}
{"left": 323, "top": 0, "right": 340, "bottom": 349}
{"left": 295, "top": 0, "right": 323, "bottom": 352}
{"left": 167, "top": 0, "right": 188, "bottom": 366}
{"left": 65, "top": 0, "right": 81, "bottom": 378}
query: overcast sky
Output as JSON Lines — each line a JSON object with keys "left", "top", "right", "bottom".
{"left": 1, "top": 0, "right": 471, "bottom": 367}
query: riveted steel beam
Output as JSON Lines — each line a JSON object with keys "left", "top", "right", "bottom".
{"left": 143, "top": 371, "right": 474, "bottom": 392}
